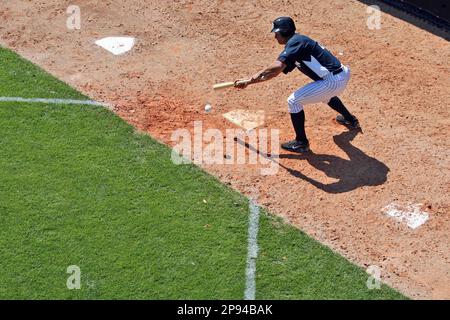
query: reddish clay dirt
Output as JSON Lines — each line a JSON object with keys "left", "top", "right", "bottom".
{"left": 1, "top": 0, "right": 449, "bottom": 299}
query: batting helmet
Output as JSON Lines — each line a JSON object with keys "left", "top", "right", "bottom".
{"left": 271, "top": 16, "right": 296, "bottom": 36}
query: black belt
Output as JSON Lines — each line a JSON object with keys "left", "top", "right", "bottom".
{"left": 332, "top": 67, "right": 343, "bottom": 75}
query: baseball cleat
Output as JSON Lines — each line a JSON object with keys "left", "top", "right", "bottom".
{"left": 336, "top": 115, "right": 360, "bottom": 129}
{"left": 281, "top": 140, "right": 310, "bottom": 153}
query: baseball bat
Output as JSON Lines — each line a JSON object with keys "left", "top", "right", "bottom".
{"left": 213, "top": 79, "right": 251, "bottom": 90}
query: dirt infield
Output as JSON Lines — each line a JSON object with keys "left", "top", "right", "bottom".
{"left": 1, "top": 0, "right": 449, "bottom": 299}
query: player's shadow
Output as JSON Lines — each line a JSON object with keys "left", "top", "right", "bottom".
{"left": 279, "top": 130, "right": 390, "bottom": 194}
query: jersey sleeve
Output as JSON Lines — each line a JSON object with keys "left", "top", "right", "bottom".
{"left": 278, "top": 43, "right": 301, "bottom": 74}
{"left": 278, "top": 49, "right": 296, "bottom": 74}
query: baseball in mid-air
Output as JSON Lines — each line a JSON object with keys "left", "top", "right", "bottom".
{"left": 204, "top": 103, "right": 212, "bottom": 113}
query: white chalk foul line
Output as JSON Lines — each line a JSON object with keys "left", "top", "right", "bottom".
{"left": 244, "top": 196, "right": 260, "bottom": 300}
{"left": 0, "top": 97, "right": 106, "bottom": 107}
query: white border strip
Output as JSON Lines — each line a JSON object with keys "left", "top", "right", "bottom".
{"left": 0, "top": 97, "right": 105, "bottom": 106}
{"left": 244, "top": 196, "right": 260, "bottom": 300}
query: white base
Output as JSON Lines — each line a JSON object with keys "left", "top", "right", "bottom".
{"left": 382, "top": 202, "right": 429, "bottom": 229}
{"left": 223, "top": 109, "right": 265, "bottom": 131}
{"left": 95, "top": 37, "right": 135, "bottom": 55}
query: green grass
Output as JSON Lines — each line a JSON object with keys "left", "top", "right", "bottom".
{"left": 0, "top": 47, "right": 406, "bottom": 299}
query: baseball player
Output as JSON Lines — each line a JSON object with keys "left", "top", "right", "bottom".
{"left": 236, "top": 16, "right": 360, "bottom": 153}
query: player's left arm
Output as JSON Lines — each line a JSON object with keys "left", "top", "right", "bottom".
{"left": 235, "top": 60, "right": 286, "bottom": 89}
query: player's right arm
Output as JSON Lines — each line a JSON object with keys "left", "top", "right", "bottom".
{"left": 235, "top": 60, "right": 286, "bottom": 89}
{"left": 251, "top": 60, "right": 287, "bottom": 83}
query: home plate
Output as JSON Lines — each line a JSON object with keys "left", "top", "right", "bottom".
{"left": 382, "top": 202, "right": 429, "bottom": 229}
{"left": 223, "top": 109, "right": 265, "bottom": 131}
{"left": 95, "top": 37, "right": 135, "bottom": 55}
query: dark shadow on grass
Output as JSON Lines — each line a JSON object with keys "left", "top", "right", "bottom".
{"left": 357, "top": 0, "right": 450, "bottom": 41}
{"left": 279, "top": 130, "right": 390, "bottom": 194}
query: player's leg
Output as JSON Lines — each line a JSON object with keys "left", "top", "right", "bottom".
{"left": 282, "top": 79, "right": 336, "bottom": 153}
{"left": 289, "top": 78, "right": 340, "bottom": 106}
{"left": 282, "top": 110, "right": 309, "bottom": 152}
{"left": 327, "top": 66, "right": 360, "bottom": 129}
{"left": 328, "top": 97, "right": 360, "bottom": 128}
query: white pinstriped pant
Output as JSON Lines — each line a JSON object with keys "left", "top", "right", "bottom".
{"left": 287, "top": 65, "right": 351, "bottom": 113}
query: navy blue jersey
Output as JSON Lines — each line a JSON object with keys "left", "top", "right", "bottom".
{"left": 278, "top": 34, "right": 342, "bottom": 80}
